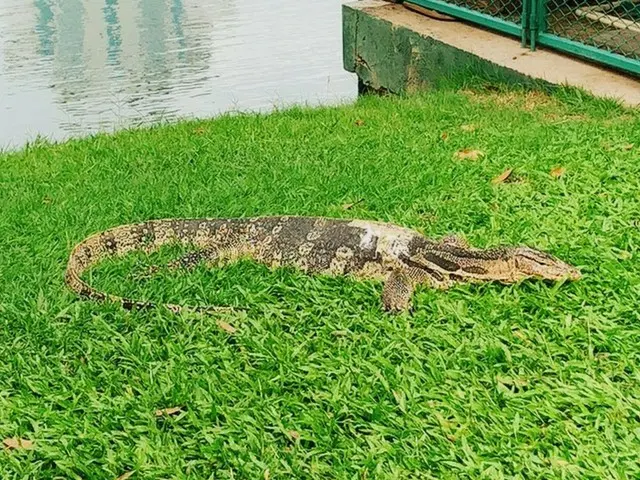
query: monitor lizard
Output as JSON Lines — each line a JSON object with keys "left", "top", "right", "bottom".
{"left": 65, "top": 216, "right": 581, "bottom": 314}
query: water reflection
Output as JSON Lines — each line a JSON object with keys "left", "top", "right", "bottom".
{"left": 104, "top": 0, "right": 121, "bottom": 65}
{"left": 34, "top": 0, "right": 55, "bottom": 57}
{"left": 0, "top": 0, "right": 356, "bottom": 148}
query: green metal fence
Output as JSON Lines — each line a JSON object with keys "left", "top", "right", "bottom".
{"left": 404, "top": 0, "right": 640, "bottom": 75}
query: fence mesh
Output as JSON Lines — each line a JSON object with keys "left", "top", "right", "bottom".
{"left": 434, "top": 0, "right": 525, "bottom": 25}
{"left": 544, "top": 0, "right": 640, "bottom": 60}
{"left": 409, "top": 0, "right": 640, "bottom": 71}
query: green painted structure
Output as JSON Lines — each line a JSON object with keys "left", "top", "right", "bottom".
{"left": 342, "top": 2, "right": 539, "bottom": 95}
{"left": 407, "top": 0, "right": 639, "bottom": 75}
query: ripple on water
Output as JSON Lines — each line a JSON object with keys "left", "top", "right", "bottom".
{"left": 0, "top": 0, "right": 357, "bottom": 148}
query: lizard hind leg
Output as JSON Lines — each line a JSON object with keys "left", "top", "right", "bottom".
{"left": 166, "top": 248, "right": 222, "bottom": 271}
{"left": 131, "top": 247, "right": 222, "bottom": 281}
{"left": 135, "top": 236, "right": 250, "bottom": 280}
{"left": 166, "top": 238, "right": 250, "bottom": 273}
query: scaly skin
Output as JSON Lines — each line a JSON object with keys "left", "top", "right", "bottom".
{"left": 65, "top": 216, "right": 581, "bottom": 313}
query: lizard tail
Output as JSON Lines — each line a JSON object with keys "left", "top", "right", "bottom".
{"left": 64, "top": 221, "right": 236, "bottom": 315}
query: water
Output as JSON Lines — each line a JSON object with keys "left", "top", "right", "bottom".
{"left": 0, "top": 0, "right": 357, "bottom": 149}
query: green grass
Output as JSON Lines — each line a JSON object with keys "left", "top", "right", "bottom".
{"left": 1, "top": 87, "right": 639, "bottom": 479}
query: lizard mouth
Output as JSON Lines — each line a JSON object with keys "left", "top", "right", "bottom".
{"left": 513, "top": 247, "right": 581, "bottom": 282}
{"left": 565, "top": 266, "right": 582, "bottom": 281}
{"left": 547, "top": 265, "right": 582, "bottom": 281}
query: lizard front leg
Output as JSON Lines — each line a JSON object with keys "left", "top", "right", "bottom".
{"left": 382, "top": 266, "right": 452, "bottom": 313}
{"left": 381, "top": 269, "right": 416, "bottom": 313}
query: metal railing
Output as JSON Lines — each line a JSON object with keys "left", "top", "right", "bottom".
{"left": 404, "top": 0, "right": 640, "bottom": 75}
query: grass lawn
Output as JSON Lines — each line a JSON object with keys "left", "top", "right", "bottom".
{"left": 1, "top": 87, "right": 639, "bottom": 479}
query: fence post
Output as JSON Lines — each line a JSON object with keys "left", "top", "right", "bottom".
{"left": 529, "top": 0, "right": 538, "bottom": 50}
{"left": 521, "top": 0, "right": 530, "bottom": 47}
{"left": 537, "top": 0, "right": 547, "bottom": 34}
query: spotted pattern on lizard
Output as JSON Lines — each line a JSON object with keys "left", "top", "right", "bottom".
{"left": 65, "top": 216, "right": 581, "bottom": 314}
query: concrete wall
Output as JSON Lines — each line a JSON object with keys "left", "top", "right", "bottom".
{"left": 343, "top": 1, "right": 534, "bottom": 94}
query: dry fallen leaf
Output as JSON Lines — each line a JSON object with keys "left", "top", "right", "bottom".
{"left": 454, "top": 148, "right": 483, "bottom": 160}
{"left": 512, "top": 329, "right": 527, "bottom": 341}
{"left": 492, "top": 168, "right": 513, "bottom": 184}
{"left": 605, "top": 142, "right": 634, "bottom": 152}
{"left": 217, "top": 320, "right": 236, "bottom": 334}
{"left": 115, "top": 472, "right": 134, "bottom": 480}
{"left": 193, "top": 127, "right": 206, "bottom": 135}
{"left": 288, "top": 430, "right": 300, "bottom": 440}
{"left": 3, "top": 437, "right": 34, "bottom": 450}
{"left": 440, "top": 132, "right": 449, "bottom": 141}
{"left": 460, "top": 124, "right": 476, "bottom": 132}
{"left": 612, "top": 247, "right": 632, "bottom": 260}
{"left": 549, "top": 458, "right": 571, "bottom": 468}
{"left": 550, "top": 166, "right": 566, "bottom": 178}
{"left": 496, "top": 375, "right": 528, "bottom": 389}
{"left": 354, "top": 119, "right": 364, "bottom": 126}
{"left": 342, "top": 198, "right": 364, "bottom": 210}
{"left": 155, "top": 406, "right": 183, "bottom": 417}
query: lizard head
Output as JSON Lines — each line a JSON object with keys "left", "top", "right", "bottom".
{"left": 509, "top": 246, "right": 581, "bottom": 282}
{"left": 404, "top": 238, "right": 581, "bottom": 286}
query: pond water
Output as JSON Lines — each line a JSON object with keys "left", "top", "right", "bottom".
{"left": 0, "top": 0, "right": 357, "bottom": 149}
